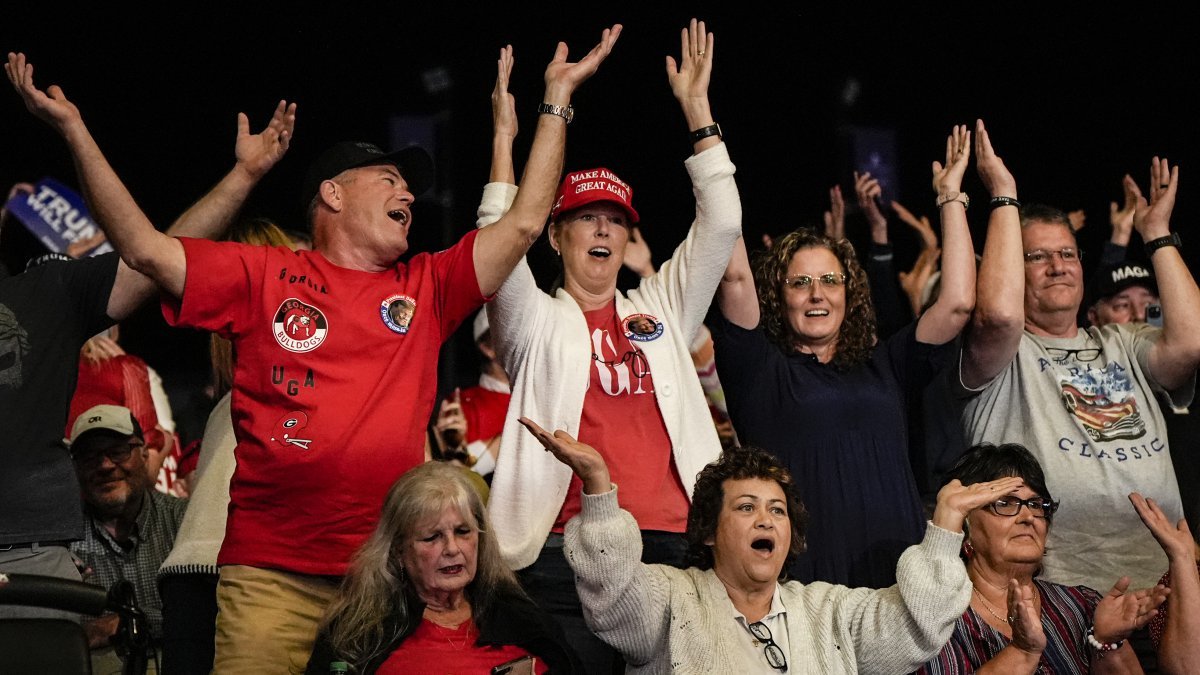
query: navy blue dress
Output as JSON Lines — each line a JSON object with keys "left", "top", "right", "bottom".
{"left": 710, "top": 315, "right": 950, "bottom": 588}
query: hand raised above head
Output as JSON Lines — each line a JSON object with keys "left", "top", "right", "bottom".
{"left": 5, "top": 52, "right": 82, "bottom": 133}
{"left": 235, "top": 99, "right": 297, "bottom": 179}
{"left": 823, "top": 185, "right": 845, "bottom": 240}
{"left": 1132, "top": 156, "right": 1179, "bottom": 241}
{"left": 1130, "top": 492, "right": 1195, "bottom": 561}
{"left": 973, "top": 119, "right": 1017, "bottom": 199}
{"left": 543, "top": 24, "right": 622, "bottom": 102}
{"left": 854, "top": 171, "right": 887, "bottom": 232}
{"left": 932, "top": 124, "right": 971, "bottom": 196}
{"left": 666, "top": 18, "right": 713, "bottom": 104}
{"left": 518, "top": 417, "right": 611, "bottom": 495}
{"left": 492, "top": 45, "right": 517, "bottom": 140}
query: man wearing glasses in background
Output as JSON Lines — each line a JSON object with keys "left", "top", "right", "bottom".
{"left": 67, "top": 404, "right": 187, "bottom": 671}
{"left": 957, "top": 152, "right": 1200, "bottom": 601}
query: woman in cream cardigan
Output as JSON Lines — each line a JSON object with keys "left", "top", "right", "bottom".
{"left": 519, "top": 416, "right": 1013, "bottom": 674}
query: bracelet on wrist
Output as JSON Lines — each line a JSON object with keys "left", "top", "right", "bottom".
{"left": 1086, "top": 626, "right": 1124, "bottom": 657}
{"left": 989, "top": 196, "right": 1021, "bottom": 211}
{"left": 537, "top": 102, "right": 574, "bottom": 124}
{"left": 936, "top": 191, "right": 969, "bottom": 210}
{"left": 688, "top": 123, "right": 722, "bottom": 144}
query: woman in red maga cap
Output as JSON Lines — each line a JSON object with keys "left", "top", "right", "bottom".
{"left": 475, "top": 20, "right": 742, "bottom": 672}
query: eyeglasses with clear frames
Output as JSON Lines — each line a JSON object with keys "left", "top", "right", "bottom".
{"left": 783, "top": 272, "right": 846, "bottom": 290}
{"left": 747, "top": 621, "right": 787, "bottom": 671}
{"left": 987, "top": 496, "right": 1057, "bottom": 519}
{"left": 1023, "top": 248, "right": 1082, "bottom": 265}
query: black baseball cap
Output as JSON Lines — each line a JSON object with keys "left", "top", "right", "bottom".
{"left": 300, "top": 141, "right": 434, "bottom": 208}
{"left": 1086, "top": 261, "right": 1158, "bottom": 308}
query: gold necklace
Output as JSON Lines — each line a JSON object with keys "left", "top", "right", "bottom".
{"left": 972, "top": 586, "right": 1009, "bottom": 625}
{"left": 431, "top": 619, "right": 474, "bottom": 650}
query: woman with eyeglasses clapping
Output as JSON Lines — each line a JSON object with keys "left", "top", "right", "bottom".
{"left": 710, "top": 125, "right": 979, "bottom": 589}
{"left": 916, "top": 443, "right": 1167, "bottom": 674}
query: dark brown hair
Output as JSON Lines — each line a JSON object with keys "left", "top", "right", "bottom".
{"left": 685, "top": 446, "right": 808, "bottom": 578}
{"left": 753, "top": 228, "right": 876, "bottom": 370}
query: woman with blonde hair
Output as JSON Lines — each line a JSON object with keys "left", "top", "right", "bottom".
{"left": 307, "top": 461, "right": 579, "bottom": 673}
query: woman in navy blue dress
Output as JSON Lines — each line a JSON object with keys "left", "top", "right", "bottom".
{"left": 710, "top": 124, "right": 980, "bottom": 587}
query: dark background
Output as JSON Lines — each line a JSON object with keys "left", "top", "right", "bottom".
{"left": 3, "top": 5, "right": 1196, "bottom": 443}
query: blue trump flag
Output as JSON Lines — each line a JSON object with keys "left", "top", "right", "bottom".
{"left": 4, "top": 177, "right": 112, "bottom": 257}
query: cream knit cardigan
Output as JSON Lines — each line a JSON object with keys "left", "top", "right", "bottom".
{"left": 565, "top": 489, "right": 972, "bottom": 674}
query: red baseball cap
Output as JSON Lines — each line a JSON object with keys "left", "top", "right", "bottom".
{"left": 550, "top": 167, "right": 639, "bottom": 224}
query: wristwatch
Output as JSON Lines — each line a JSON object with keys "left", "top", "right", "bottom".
{"left": 936, "top": 191, "right": 969, "bottom": 210}
{"left": 1144, "top": 232, "right": 1182, "bottom": 257}
{"left": 537, "top": 102, "right": 574, "bottom": 124}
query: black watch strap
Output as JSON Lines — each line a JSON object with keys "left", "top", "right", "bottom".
{"left": 1144, "top": 232, "right": 1182, "bottom": 257}
{"left": 689, "top": 123, "right": 722, "bottom": 144}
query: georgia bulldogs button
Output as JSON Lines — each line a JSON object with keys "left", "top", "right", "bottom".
{"left": 273, "top": 298, "right": 329, "bottom": 353}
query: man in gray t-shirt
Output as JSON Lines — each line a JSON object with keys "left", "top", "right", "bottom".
{"left": 960, "top": 152, "right": 1199, "bottom": 592}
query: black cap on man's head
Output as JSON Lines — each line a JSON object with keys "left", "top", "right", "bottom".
{"left": 1086, "top": 261, "right": 1159, "bottom": 308}
{"left": 300, "top": 141, "right": 434, "bottom": 208}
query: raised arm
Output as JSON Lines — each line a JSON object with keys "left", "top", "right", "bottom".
{"left": 1131, "top": 492, "right": 1199, "bottom": 674}
{"left": 472, "top": 25, "right": 622, "bottom": 296}
{"left": 961, "top": 120, "right": 1023, "bottom": 389}
{"left": 5, "top": 53, "right": 293, "bottom": 316}
{"left": 916, "top": 124, "right": 975, "bottom": 345}
{"left": 1132, "top": 159, "right": 1200, "bottom": 390}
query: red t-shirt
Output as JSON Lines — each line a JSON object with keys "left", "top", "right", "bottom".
{"left": 376, "top": 618, "right": 547, "bottom": 675}
{"left": 162, "top": 232, "right": 484, "bottom": 574}
{"left": 553, "top": 301, "right": 689, "bottom": 533}
{"left": 458, "top": 384, "right": 510, "bottom": 444}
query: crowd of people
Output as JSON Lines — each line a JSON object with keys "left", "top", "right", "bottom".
{"left": 1, "top": 16, "right": 1198, "bottom": 675}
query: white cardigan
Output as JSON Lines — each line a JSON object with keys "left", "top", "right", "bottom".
{"left": 566, "top": 489, "right": 972, "bottom": 674}
{"left": 479, "top": 144, "right": 743, "bottom": 570}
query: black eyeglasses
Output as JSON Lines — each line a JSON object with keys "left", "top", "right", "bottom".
{"left": 987, "top": 497, "right": 1057, "bottom": 519}
{"left": 1045, "top": 347, "right": 1101, "bottom": 364}
{"left": 591, "top": 348, "right": 650, "bottom": 379}
{"left": 73, "top": 440, "right": 143, "bottom": 466}
{"left": 747, "top": 621, "right": 787, "bottom": 672}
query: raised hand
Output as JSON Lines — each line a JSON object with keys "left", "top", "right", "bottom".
{"left": 1067, "top": 209, "right": 1086, "bottom": 233}
{"left": 932, "top": 124, "right": 971, "bottom": 197}
{"left": 235, "top": 100, "right": 296, "bottom": 180}
{"left": 622, "top": 226, "right": 654, "bottom": 278}
{"left": 974, "top": 119, "right": 1017, "bottom": 199}
{"left": 891, "top": 200, "right": 938, "bottom": 250}
{"left": 544, "top": 24, "right": 622, "bottom": 100}
{"left": 435, "top": 388, "right": 468, "bottom": 446}
{"left": 1131, "top": 156, "right": 1179, "bottom": 242}
{"left": 666, "top": 18, "right": 713, "bottom": 105}
{"left": 1109, "top": 174, "right": 1138, "bottom": 245}
{"left": 1130, "top": 492, "right": 1196, "bottom": 562}
{"left": 898, "top": 246, "right": 941, "bottom": 316}
{"left": 854, "top": 171, "right": 888, "bottom": 234}
{"left": 492, "top": 45, "right": 517, "bottom": 141}
{"left": 1093, "top": 575, "right": 1169, "bottom": 644}
{"left": 1006, "top": 579, "right": 1047, "bottom": 655}
{"left": 932, "top": 476, "right": 1026, "bottom": 533}
{"left": 518, "top": 417, "right": 611, "bottom": 495}
{"left": 824, "top": 185, "right": 845, "bottom": 240}
{"left": 6, "top": 52, "right": 82, "bottom": 133}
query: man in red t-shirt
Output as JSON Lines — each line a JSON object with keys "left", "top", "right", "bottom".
{"left": 42, "top": 29, "right": 623, "bottom": 671}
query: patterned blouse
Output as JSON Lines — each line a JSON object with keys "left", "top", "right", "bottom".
{"left": 915, "top": 579, "right": 1101, "bottom": 674}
